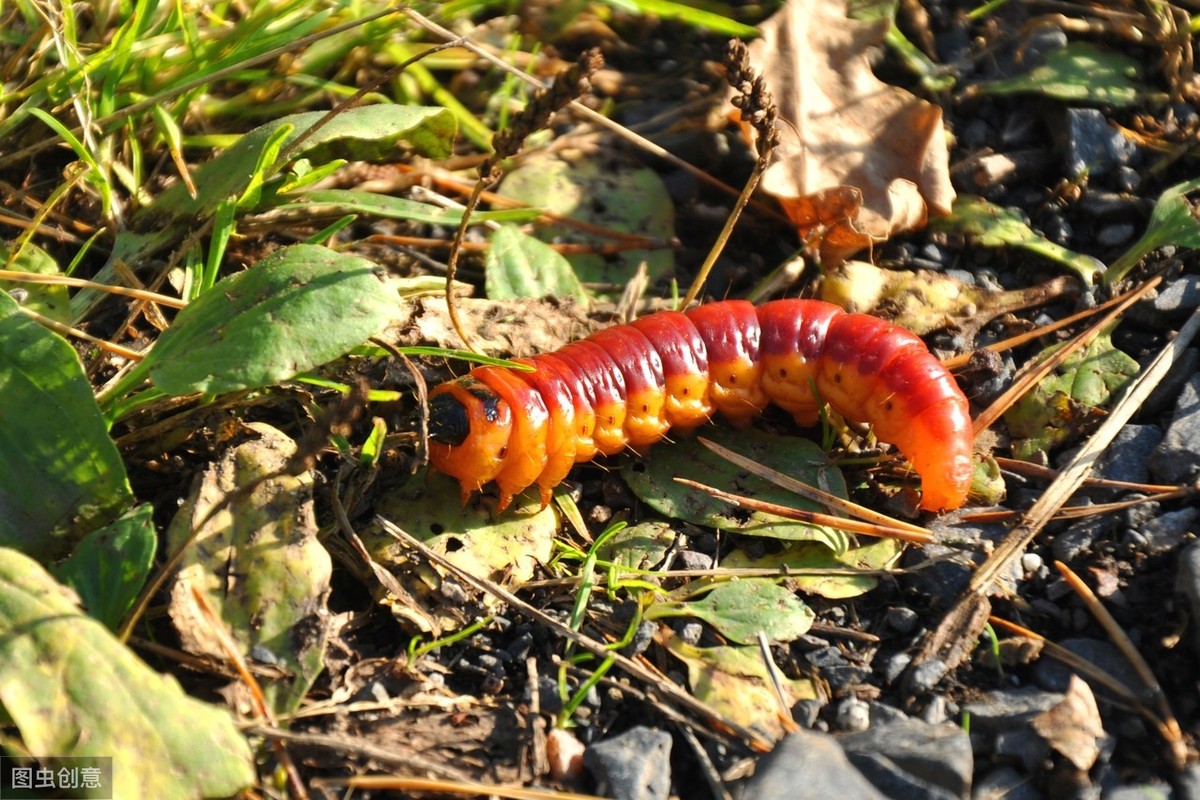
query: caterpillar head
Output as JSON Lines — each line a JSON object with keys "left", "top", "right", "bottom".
{"left": 428, "top": 378, "right": 513, "bottom": 502}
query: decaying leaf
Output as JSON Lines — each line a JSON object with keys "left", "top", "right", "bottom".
{"left": 168, "top": 423, "right": 331, "bottom": 715}
{"left": 1005, "top": 332, "right": 1139, "bottom": 462}
{"left": 662, "top": 631, "right": 818, "bottom": 740}
{"left": 1030, "top": 675, "right": 1108, "bottom": 772}
{"left": 362, "top": 470, "right": 556, "bottom": 631}
{"left": 820, "top": 260, "right": 1077, "bottom": 342}
{"left": 744, "top": 0, "right": 954, "bottom": 264}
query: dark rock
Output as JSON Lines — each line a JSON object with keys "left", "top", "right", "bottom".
{"left": 673, "top": 549, "right": 713, "bottom": 571}
{"left": 823, "top": 664, "right": 873, "bottom": 692}
{"left": 584, "top": 726, "right": 672, "bottom": 800}
{"left": 1127, "top": 507, "right": 1199, "bottom": 555}
{"left": 974, "top": 766, "right": 1047, "bottom": 799}
{"left": 993, "top": 727, "right": 1051, "bottom": 771}
{"left": 1152, "top": 275, "right": 1200, "bottom": 319}
{"left": 1095, "top": 425, "right": 1163, "bottom": 487}
{"left": 1102, "top": 784, "right": 1172, "bottom": 800}
{"left": 739, "top": 729, "right": 887, "bottom": 800}
{"left": 961, "top": 688, "right": 1064, "bottom": 738}
{"left": 882, "top": 652, "right": 912, "bottom": 684}
{"left": 1096, "top": 223, "right": 1136, "bottom": 248}
{"left": 793, "top": 698, "right": 824, "bottom": 729}
{"left": 1175, "top": 541, "right": 1200, "bottom": 658}
{"left": 868, "top": 701, "right": 911, "bottom": 727}
{"left": 840, "top": 718, "right": 973, "bottom": 799}
{"left": 1174, "top": 762, "right": 1200, "bottom": 800}
{"left": 1057, "top": 108, "right": 1139, "bottom": 178}
{"left": 1140, "top": 349, "right": 1199, "bottom": 419}
{"left": 847, "top": 752, "right": 960, "bottom": 800}
{"left": 1151, "top": 374, "right": 1200, "bottom": 484}
{"left": 886, "top": 606, "right": 920, "bottom": 634}
{"left": 1032, "top": 638, "right": 1143, "bottom": 694}
{"left": 905, "top": 657, "right": 948, "bottom": 694}
{"left": 1022, "top": 26, "right": 1068, "bottom": 64}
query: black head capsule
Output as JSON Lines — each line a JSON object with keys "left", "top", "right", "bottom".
{"left": 428, "top": 392, "right": 471, "bottom": 446}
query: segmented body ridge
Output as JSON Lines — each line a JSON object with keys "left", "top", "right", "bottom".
{"left": 428, "top": 299, "right": 973, "bottom": 512}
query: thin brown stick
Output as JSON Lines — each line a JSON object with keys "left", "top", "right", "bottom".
{"left": 16, "top": 304, "right": 144, "bottom": 360}
{"left": 0, "top": 269, "right": 186, "bottom": 308}
{"left": 696, "top": 437, "right": 934, "bottom": 538}
{"left": 673, "top": 477, "right": 937, "bottom": 545}
{"left": 1054, "top": 561, "right": 1188, "bottom": 768}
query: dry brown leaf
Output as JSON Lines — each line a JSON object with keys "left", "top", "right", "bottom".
{"left": 1030, "top": 675, "right": 1108, "bottom": 772}
{"left": 745, "top": 0, "right": 955, "bottom": 264}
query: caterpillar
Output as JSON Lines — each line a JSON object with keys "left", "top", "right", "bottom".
{"left": 427, "top": 299, "right": 973, "bottom": 513}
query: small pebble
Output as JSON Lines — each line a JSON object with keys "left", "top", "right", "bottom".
{"left": 1096, "top": 222, "right": 1135, "bottom": 247}
{"left": 885, "top": 606, "right": 919, "bottom": 634}
{"left": 836, "top": 697, "right": 871, "bottom": 732}
{"left": 1151, "top": 374, "right": 1200, "bottom": 484}
{"left": 676, "top": 621, "right": 703, "bottom": 645}
{"left": 584, "top": 726, "right": 672, "bottom": 800}
{"left": 1021, "top": 552, "right": 1044, "bottom": 577}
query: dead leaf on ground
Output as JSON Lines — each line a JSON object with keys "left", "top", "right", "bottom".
{"left": 742, "top": 0, "right": 955, "bottom": 264}
{"left": 821, "top": 260, "right": 1077, "bottom": 343}
{"left": 1030, "top": 675, "right": 1108, "bottom": 772}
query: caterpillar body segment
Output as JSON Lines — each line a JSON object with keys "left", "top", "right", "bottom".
{"left": 428, "top": 299, "right": 974, "bottom": 512}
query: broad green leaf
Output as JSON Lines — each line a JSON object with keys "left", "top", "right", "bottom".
{"left": 52, "top": 505, "right": 156, "bottom": 630}
{"left": 646, "top": 579, "right": 815, "bottom": 644}
{"left": 722, "top": 539, "right": 903, "bottom": 599}
{"left": 485, "top": 224, "right": 589, "bottom": 302}
{"left": 0, "top": 291, "right": 131, "bottom": 561}
{"left": 138, "top": 244, "right": 395, "bottom": 396}
{"left": 972, "top": 42, "right": 1149, "bottom": 107}
{"left": 137, "top": 105, "right": 457, "bottom": 227}
{"left": 1005, "top": 332, "right": 1139, "bottom": 462}
{"left": 498, "top": 153, "right": 675, "bottom": 297}
{"left": 931, "top": 196, "right": 1104, "bottom": 285}
{"left": 663, "top": 632, "right": 817, "bottom": 739}
{"left": 0, "top": 547, "right": 254, "bottom": 799}
{"left": 622, "top": 426, "right": 850, "bottom": 552}
{"left": 0, "top": 240, "right": 71, "bottom": 324}
{"left": 168, "top": 424, "right": 329, "bottom": 714}
{"left": 1106, "top": 177, "right": 1200, "bottom": 284}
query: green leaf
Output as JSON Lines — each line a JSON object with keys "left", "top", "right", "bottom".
{"left": 1005, "top": 332, "right": 1139, "bottom": 462}
{"left": 137, "top": 105, "right": 458, "bottom": 227}
{"left": 647, "top": 579, "right": 815, "bottom": 644}
{"left": 0, "top": 240, "right": 71, "bottom": 324}
{"left": 722, "top": 539, "right": 903, "bottom": 600}
{"left": 0, "top": 292, "right": 132, "bottom": 561}
{"left": 972, "top": 42, "right": 1150, "bottom": 107}
{"left": 52, "top": 505, "right": 156, "bottom": 631}
{"left": 663, "top": 633, "right": 817, "bottom": 739}
{"left": 1106, "top": 177, "right": 1200, "bottom": 284}
{"left": 167, "top": 424, "right": 329, "bottom": 714}
{"left": 622, "top": 426, "right": 850, "bottom": 552}
{"left": 485, "top": 224, "right": 589, "bottom": 302}
{"left": 269, "top": 188, "right": 540, "bottom": 226}
{"left": 498, "top": 153, "right": 675, "bottom": 297}
{"left": 616, "top": 0, "right": 760, "bottom": 37}
{"left": 931, "top": 195, "right": 1104, "bottom": 285}
{"left": 0, "top": 547, "right": 254, "bottom": 798}
{"left": 138, "top": 244, "right": 395, "bottom": 396}
{"left": 594, "top": 521, "right": 675, "bottom": 571}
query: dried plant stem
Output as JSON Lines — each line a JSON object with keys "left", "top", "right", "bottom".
{"left": 1053, "top": 561, "right": 1187, "bottom": 767}
{"left": 16, "top": 304, "right": 144, "bottom": 360}
{"left": 0, "top": 269, "right": 185, "bottom": 308}
{"left": 680, "top": 40, "right": 779, "bottom": 310}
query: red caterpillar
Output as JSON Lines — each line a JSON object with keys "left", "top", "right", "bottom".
{"left": 428, "top": 299, "right": 973, "bottom": 512}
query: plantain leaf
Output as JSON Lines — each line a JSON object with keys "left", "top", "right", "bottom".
{"left": 139, "top": 244, "right": 395, "bottom": 396}
{"left": 52, "top": 505, "right": 156, "bottom": 630}
{"left": 0, "top": 291, "right": 131, "bottom": 561}
{"left": 0, "top": 547, "right": 254, "bottom": 799}
{"left": 485, "top": 224, "right": 589, "bottom": 302}
{"left": 646, "top": 578, "right": 815, "bottom": 644}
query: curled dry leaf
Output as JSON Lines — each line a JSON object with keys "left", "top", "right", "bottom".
{"left": 743, "top": 0, "right": 955, "bottom": 264}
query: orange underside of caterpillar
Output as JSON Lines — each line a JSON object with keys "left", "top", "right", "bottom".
{"left": 427, "top": 299, "right": 974, "bottom": 512}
